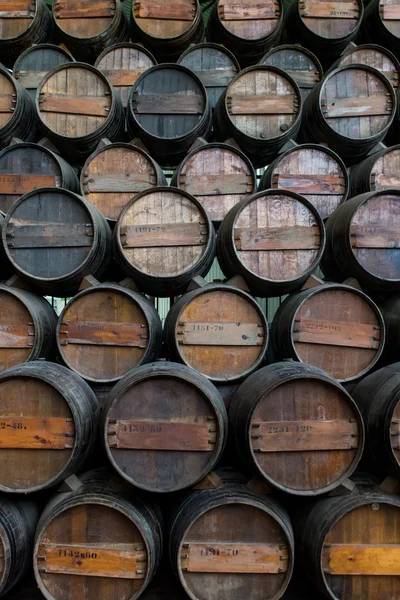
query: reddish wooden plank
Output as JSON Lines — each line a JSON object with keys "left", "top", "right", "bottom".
{"left": 0, "top": 95, "right": 12, "bottom": 113}
{"left": 380, "top": 3, "right": 400, "bottom": 20}
{"left": 6, "top": 222, "right": 93, "bottom": 249}
{"left": 108, "top": 419, "right": 215, "bottom": 451}
{"left": 300, "top": 0, "right": 359, "bottom": 18}
{"left": 252, "top": 420, "right": 359, "bottom": 452}
{"left": 220, "top": 1, "right": 278, "bottom": 19}
{"left": 292, "top": 318, "right": 380, "bottom": 349}
{"left": 177, "top": 322, "right": 264, "bottom": 346}
{"left": 101, "top": 69, "right": 146, "bottom": 86}
{"left": 234, "top": 225, "right": 321, "bottom": 251}
{"left": 85, "top": 173, "right": 156, "bottom": 193}
{"left": 59, "top": 321, "right": 148, "bottom": 348}
{"left": 39, "top": 94, "right": 109, "bottom": 117}
{"left": 37, "top": 543, "right": 147, "bottom": 579}
{"left": 372, "top": 174, "right": 400, "bottom": 188}
{"left": 181, "top": 543, "right": 289, "bottom": 574}
{"left": 323, "top": 95, "right": 391, "bottom": 118}
{"left": 181, "top": 173, "right": 253, "bottom": 196}
{"left": 350, "top": 225, "right": 400, "bottom": 248}
{"left": 272, "top": 173, "right": 346, "bottom": 195}
{"left": 134, "top": 93, "right": 203, "bottom": 115}
{"left": 228, "top": 94, "right": 296, "bottom": 115}
{"left": 0, "top": 417, "right": 75, "bottom": 449}
{"left": 0, "top": 8, "right": 31, "bottom": 16}
{"left": 322, "top": 544, "right": 400, "bottom": 575}
{"left": 120, "top": 222, "right": 208, "bottom": 248}
{"left": 0, "top": 323, "right": 34, "bottom": 348}
{"left": 134, "top": 1, "right": 195, "bottom": 20}
{"left": 55, "top": 0, "right": 114, "bottom": 18}
{"left": 0, "top": 174, "right": 59, "bottom": 194}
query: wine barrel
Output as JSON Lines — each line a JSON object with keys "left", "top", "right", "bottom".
{"left": 0, "top": 361, "right": 99, "bottom": 493}
{"left": 127, "top": 64, "right": 211, "bottom": 167}
{"left": 164, "top": 282, "right": 268, "bottom": 383}
{"left": 177, "top": 43, "right": 240, "bottom": 112}
{"left": 0, "top": 212, "right": 13, "bottom": 281}
{"left": 114, "top": 187, "right": 215, "bottom": 297}
{"left": 80, "top": 141, "right": 166, "bottom": 223}
{"left": 283, "top": 0, "right": 363, "bottom": 67}
{"left": 33, "top": 469, "right": 162, "bottom": 600}
{"left": 0, "top": 283, "right": 57, "bottom": 372}
{"left": 57, "top": 282, "right": 162, "bottom": 384}
{"left": 321, "top": 189, "right": 400, "bottom": 294}
{"left": 359, "top": 0, "right": 400, "bottom": 58}
{"left": 169, "top": 472, "right": 294, "bottom": 600}
{"left": 351, "top": 363, "right": 400, "bottom": 479}
{"left": 13, "top": 44, "right": 74, "bottom": 100}
{"left": 260, "top": 142, "right": 348, "bottom": 220}
{"left": 295, "top": 483, "right": 400, "bottom": 599}
{"left": 52, "top": 0, "right": 128, "bottom": 64}
{"left": 0, "top": 139, "right": 79, "bottom": 214}
{"left": 206, "top": 0, "right": 284, "bottom": 67}
{"left": 95, "top": 43, "right": 157, "bottom": 108}
{"left": 0, "top": 67, "right": 37, "bottom": 149}
{"left": 214, "top": 66, "right": 302, "bottom": 167}
{"left": 36, "top": 63, "right": 125, "bottom": 166}
{"left": 271, "top": 283, "right": 385, "bottom": 382}
{"left": 102, "top": 362, "right": 227, "bottom": 493}
{"left": 301, "top": 65, "right": 396, "bottom": 166}
{"left": 0, "top": 0, "right": 52, "bottom": 68}
{"left": 331, "top": 43, "right": 400, "bottom": 91}
{"left": 171, "top": 141, "right": 257, "bottom": 225}
{"left": 130, "top": 0, "right": 204, "bottom": 63}
{"left": 259, "top": 44, "right": 323, "bottom": 99}
{"left": 229, "top": 362, "right": 364, "bottom": 495}
{"left": 217, "top": 189, "right": 325, "bottom": 297}
{"left": 2, "top": 188, "right": 112, "bottom": 297}
{"left": 380, "top": 294, "right": 400, "bottom": 363}
{"left": 349, "top": 144, "right": 400, "bottom": 197}
{"left": 0, "top": 497, "right": 39, "bottom": 596}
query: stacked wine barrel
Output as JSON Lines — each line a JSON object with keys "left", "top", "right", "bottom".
{"left": 1, "top": 1, "right": 400, "bottom": 599}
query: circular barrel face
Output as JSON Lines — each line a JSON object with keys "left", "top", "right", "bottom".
{"left": 95, "top": 45, "right": 156, "bottom": 108}
{"left": 0, "top": 144, "right": 63, "bottom": 214}
{"left": 298, "top": 0, "right": 362, "bottom": 38}
{"left": 35, "top": 500, "right": 149, "bottom": 600}
{"left": 370, "top": 147, "right": 400, "bottom": 191}
{"left": 170, "top": 287, "right": 268, "bottom": 382}
{"left": 0, "top": 0, "right": 35, "bottom": 39}
{"left": 225, "top": 67, "right": 300, "bottom": 141}
{"left": 129, "top": 65, "right": 207, "bottom": 141}
{"left": 53, "top": 0, "right": 117, "bottom": 38}
{"left": 13, "top": 45, "right": 74, "bottom": 96}
{"left": 350, "top": 190, "right": 400, "bottom": 282}
{"left": 81, "top": 144, "right": 161, "bottom": 222}
{"left": 288, "top": 287, "right": 384, "bottom": 381}
{"left": 132, "top": 0, "right": 197, "bottom": 39}
{"left": 116, "top": 188, "right": 212, "bottom": 281}
{"left": 0, "top": 376, "right": 74, "bottom": 492}
{"left": 320, "top": 66, "right": 394, "bottom": 140}
{"left": 248, "top": 377, "right": 362, "bottom": 493}
{"left": 231, "top": 191, "right": 324, "bottom": 284}
{"left": 176, "top": 145, "right": 256, "bottom": 223}
{"left": 260, "top": 46, "right": 322, "bottom": 97}
{"left": 178, "top": 499, "right": 292, "bottom": 600}
{"left": 268, "top": 145, "right": 347, "bottom": 219}
{"left": 379, "top": 0, "right": 400, "bottom": 39}
{"left": 0, "top": 71, "right": 16, "bottom": 130}
{"left": 4, "top": 189, "right": 96, "bottom": 283}
{"left": 58, "top": 286, "right": 160, "bottom": 383}
{"left": 322, "top": 499, "right": 400, "bottom": 599}
{"left": 338, "top": 45, "right": 400, "bottom": 90}
{"left": 216, "top": 0, "right": 282, "bottom": 40}
{"left": 37, "top": 65, "right": 112, "bottom": 139}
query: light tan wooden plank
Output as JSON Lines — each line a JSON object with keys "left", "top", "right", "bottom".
{"left": 182, "top": 543, "right": 289, "bottom": 574}
{"left": 323, "top": 95, "right": 391, "bottom": 118}
{"left": 39, "top": 94, "right": 109, "bottom": 117}
{"left": 322, "top": 544, "right": 400, "bottom": 575}
{"left": 293, "top": 318, "right": 380, "bottom": 349}
{"left": 177, "top": 322, "right": 264, "bottom": 346}
{"left": 300, "top": 0, "right": 359, "bottom": 18}
{"left": 0, "top": 417, "right": 74, "bottom": 449}
{"left": 0, "top": 174, "right": 58, "bottom": 194}
{"left": 234, "top": 225, "right": 321, "bottom": 251}
{"left": 228, "top": 93, "right": 296, "bottom": 115}
{"left": 120, "top": 222, "right": 208, "bottom": 248}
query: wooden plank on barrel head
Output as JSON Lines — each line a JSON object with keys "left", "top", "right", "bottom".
{"left": 0, "top": 323, "right": 34, "bottom": 348}
{"left": 16, "top": 71, "right": 60, "bottom": 89}
{"left": 323, "top": 95, "right": 391, "bottom": 118}
{"left": 0, "top": 174, "right": 59, "bottom": 194}
{"left": 390, "top": 418, "right": 400, "bottom": 449}
{"left": 59, "top": 321, "right": 149, "bottom": 348}
{"left": 290, "top": 71, "right": 320, "bottom": 87}
{"left": 181, "top": 173, "right": 253, "bottom": 196}
{"left": 228, "top": 94, "right": 296, "bottom": 115}
{"left": 372, "top": 174, "right": 400, "bottom": 188}
{"left": 120, "top": 223, "right": 208, "bottom": 248}
{"left": 107, "top": 418, "right": 216, "bottom": 451}
{"left": 322, "top": 544, "right": 400, "bottom": 575}
{"left": 86, "top": 173, "right": 157, "bottom": 193}
{"left": 292, "top": 319, "right": 380, "bottom": 349}
{"left": 134, "top": 93, "right": 203, "bottom": 114}
{"left": 251, "top": 419, "right": 359, "bottom": 452}
{"left": 0, "top": 95, "right": 12, "bottom": 113}
{"left": 272, "top": 173, "right": 346, "bottom": 195}
{"left": 234, "top": 225, "right": 321, "bottom": 251}
{"left": 380, "top": 3, "right": 400, "bottom": 20}
{"left": 37, "top": 543, "right": 147, "bottom": 579}
{"left": 299, "top": 0, "right": 359, "bottom": 18}
{"left": 0, "top": 0, "right": 32, "bottom": 17}
{"left": 6, "top": 222, "right": 93, "bottom": 248}
{"left": 181, "top": 543, "right": 289, "bottom": 574}
{"left": 55, "top": 0, "right": 114, "bottom": 18}
{"left": 350, "top": 225, "right": 400, "bottom": 248}
{"left": 101, "top": 69, "right": 146, "bottom": 86}
{"left": 39, "top": 94, "right": 109, "bottom": 117}
{"left": 176, "top": 322, "right": 264, "bottom": 346}
{"left": 195, "top": 69, "right": 238, "bottom": 87}
{"left": 220, "top": 1, "right": 278, "bottom": 19}
{"left": 134, "top": 1, "right": 195, "bottom": 20}
{"left": 0, "top": 417, "right": 75, "bottom": 449}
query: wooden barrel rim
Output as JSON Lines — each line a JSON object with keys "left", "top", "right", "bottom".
{"left": 132, "top": 0, "right": 200, "bottom": 41}
{"left": 0, "top": 0, "right": 38, "bottom": 40}
{"left": 53, "top": 0, "right": 122, "bottom": 39}
{"left": 230, "top": 188, "right": 326, "bottom": 282}
{"left": 95, "top": 41, "right": 157, "bottom": 67}
{"left": 2, "top": 187, "right": 100, "bottom": 283}
{"left": 0, "top": 521, "right": 10, "bottom": 589}
{"left": 259, "top": 43, "right": 324, "bottom": 75}
{"left": 0, "top": 68, "right": 18, "bottom": 128}
{"left": 13, "top": 43, "right": 75, "bottom": 74}
{"left": 295, "top": 0, "right": 364, "bottom": 37}
{"left": 224, "top": 65, "right": 302, "bottom": 140}
{"left": 318, "top": 64, "right": 397, "bottom": 140}
{"left": 36, "top": 62, "right": 116, "bottom": 139}
{"left": 214, "top": 0, "right": 284, "bottom": 42}
{"left": 178, "top": 42, "right": 241, "bottom": 72}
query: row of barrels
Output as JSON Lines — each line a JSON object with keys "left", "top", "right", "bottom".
{"left": 1, "top": 468, "right": 399, "bottom": 600}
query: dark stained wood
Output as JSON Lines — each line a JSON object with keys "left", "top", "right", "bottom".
{"left": 359, "top": 0, "right": 400, "bottom": 61}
